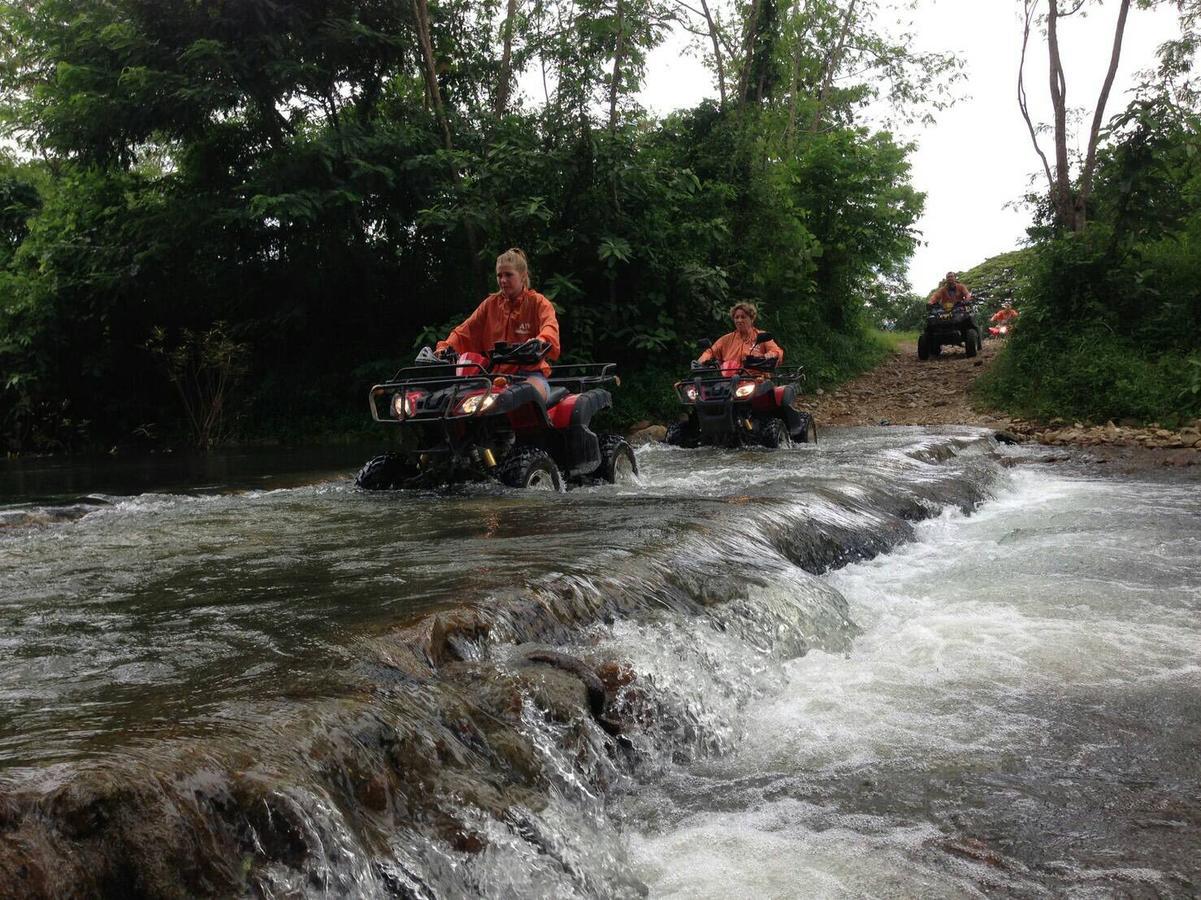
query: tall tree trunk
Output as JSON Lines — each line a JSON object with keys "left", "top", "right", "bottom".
{"left": 495, "top": 0, "right": 518, "bottom": 118}
{"left": 1030, "top": 0, "right": 1134, "bottom": 232}
{"left": 608, "top": 0, "right": 626, "bottom": 134}
{"left": 737, "top": 0, "right": 763, "bottom": 104}
{"left": 699, "top": 0, "right": 728, "bottom": 106}
{"left": 1047, "top": 0, "right": 1073, "bottom": 229}
{"left": 411, "top": 0, "right": 482, "bottom": 283}
{"left": 1077, "top": 0, "right": 1133, "bottom": 228}
{"left": 785, "top": 0, "right": 808, "bottom": 146}
{"left": 808, "top": 0, "right": 856, "bottom": 133}
{"left": 1018, "top": 0, "right": 1055, "bottom": 201}
{"left": 412, "top": 0, "right": 453, "bottom": 152}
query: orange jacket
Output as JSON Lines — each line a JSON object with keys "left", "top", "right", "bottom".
{"left": 436, "top": 289, "right": 561, "bottom": 375}
{"left": 929, "top": 282, "right": 971, "bottom": 308}
{"left": 990, "top": 307, "right": 1018, "bottom": 324}
{"left": 698, "top": 331, "right": 785, "bottom": 370}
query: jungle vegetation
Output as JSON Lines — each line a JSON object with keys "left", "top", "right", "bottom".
{"left": 978, "top": 1, "right": 1201, "bottom": 426}
{"left": 0, "top": 0, "right": 958, "bottom": 451}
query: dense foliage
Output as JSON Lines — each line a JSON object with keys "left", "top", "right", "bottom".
{"left": 978, "top": 94, "right": 1201, "bottom": 425}
{"left": 0, "top": 0, "right": 950, "bottom": 451}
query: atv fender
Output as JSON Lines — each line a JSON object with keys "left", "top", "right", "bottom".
{"left": 549, "top": 388, "right": 612, "bottom": 428}
{"left": 549, "top": 389, "right": 611, "bottom": 477}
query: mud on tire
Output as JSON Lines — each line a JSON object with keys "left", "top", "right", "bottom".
{"left": 498, "top": 447, "right": 564, "bottom": 491}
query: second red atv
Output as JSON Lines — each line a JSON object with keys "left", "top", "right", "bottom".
{"left": 665, "top": 334, "right": 816, "bottom": 449}
{"left": 355, "top": 341, "right": 637, "bottom": 491}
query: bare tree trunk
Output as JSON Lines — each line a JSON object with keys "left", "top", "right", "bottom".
{"left": 1046, "top": 0, "right": 1073, "bottom": 228}
{"left": 412, "top": 0, "right": 482, "bottom": 283}
{"left": 609, "top": 0, "right": 626, "bottom": 134}
{"left": 1077, "top": 0, "right": 1133, "bottom": 227}
{"left": 808, "top": 0, "right": 856, "bottom": 133}
{"left": 785, "top": 0, "right": 809, "bottom": 146}
{"left": 737, "top": 0, "right": 763, "bottom": 104}
{"left": 412, "top": 0, "right": 453, "bottom": 152}
{"left": 1024, "top": 0, "right": 1134, "bottom": 232}
{"left": 1018, "top": 0, "right": 1055, "bottom": 198}
{"left": 495, "top": 0, "right": 519, "bottom": 118}
{"left": 698, "top": 0, "right": 728, "bottom": 106}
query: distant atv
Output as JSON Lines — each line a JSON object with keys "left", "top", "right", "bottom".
{"left": 355, "top": 341, "right": 636, "bottom": 491}
{"left": 918, "top": 302, "right": 981, "bottom": 360}
{"left": 665, "top": 335, "right": 816, "bottom": 449}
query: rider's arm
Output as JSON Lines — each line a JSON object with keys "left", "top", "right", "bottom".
{"left": 531, "top": 292, "right": 561, "bottom": 360}
{"left": 436, "top": 297, "right": 492, "bottom": 355}
{"left": 760, "top": 338, "right": 784, "bottom": 363}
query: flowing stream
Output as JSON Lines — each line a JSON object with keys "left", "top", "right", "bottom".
{"left": 0, "top": 429, "right": 1198, "bottom": 897}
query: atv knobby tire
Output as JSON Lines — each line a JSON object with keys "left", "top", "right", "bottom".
{"left": 355, "top": 453, "right": 417, "bottom": 491}
{"left": 758, "top": 417, "right": 791, "bottom": 449}
{"left": 596, "top": 434, "right": 638, "bottom": 483}
{"left": 498, "top": 447, "right": 564, "bottom": 491}
{"left": 793, "top": 413, "right": 817, "bottom": 444}
{"left": 664, "top": 421, "right": 700, "bottom": 448}
{"left": 917, "top": 334, "right": 930, "bottom": 361}
{"left": 964, "top": 328, "right": 979, "bottom": 358}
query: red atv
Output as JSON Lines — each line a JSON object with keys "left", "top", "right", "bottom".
{"left": 355, "top": 341, "right": 637, "bottom": 491}
{"left": 665, "top": 334, "right": 816, "bottom": 448}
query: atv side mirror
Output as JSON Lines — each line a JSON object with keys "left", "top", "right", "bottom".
{"left": 753, "top": 332, "right": 773, "bottom": 345}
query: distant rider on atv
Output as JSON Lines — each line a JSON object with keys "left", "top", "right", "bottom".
{"left": 928, "top": 271, "right": 972, "bottom": 310}
{"left": 697, "top": 301, "right": 810, "bottom": 440}
{"left": 436, "top": 247, "right": 560, "bottom": 397}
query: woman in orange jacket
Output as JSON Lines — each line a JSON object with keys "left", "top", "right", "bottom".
{"left": 435, "top": 248, "right": 560, "bottom": 395}
{"left": 696, "top": 301, "right": 785, "bottom": 371}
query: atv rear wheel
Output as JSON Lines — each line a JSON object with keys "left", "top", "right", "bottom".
{"left": 759, "top": 417, "right": 791, "bottom": 449}
{"left": 964, "top": 328, "right": 979, "bottom": 357}
{"left": 354, "top": 453, "right": 418, "bottom": 490}
{"left": 664, "top": 421, "right": 700, "bottom": 448}
{"left": 498, "top": 447, "right": 564, "bottom": 491}
{"left": 597, "top": 434, "right": 638, "bottom": 483}
{"left": 917, "top": 334, "right": 930, "bottom": 361}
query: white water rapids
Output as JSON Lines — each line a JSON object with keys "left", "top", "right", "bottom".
{"left": 624, "top": 463, "right": 1201, "bottom": 897}
{"left": 1, "top": 431, "right": 1199, "bottom": 897}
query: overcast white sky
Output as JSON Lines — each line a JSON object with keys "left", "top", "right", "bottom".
{"left": 633, "top": 0, "right": 1184, "bottom": 294}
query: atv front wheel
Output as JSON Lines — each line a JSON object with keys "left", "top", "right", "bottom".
{"left": 917, "top": 334, "right": 930, "bottom": 361}
{"left": 793, "top": 413, "right": 817, "bottom": 444}
{"left": 759, "top": 418, "right": 791, "bottom": 449}
{"left": 354, "top": 453, "right": 418, "bottom": 490}
{"left": 664, "top": 421, "right": 700, "bottom": 448}
{"left": 964, "top": 328, "right": 979, "bottom": 358}
{"left": 498, "top": 447, "right": 564, "bottom": 491}
{"left": 597, "top": 434, "right": 639, "bottom": 483}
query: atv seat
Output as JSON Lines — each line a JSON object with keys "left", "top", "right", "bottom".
{"left": 545, "top": 386, "right": 571, "bottom": 408}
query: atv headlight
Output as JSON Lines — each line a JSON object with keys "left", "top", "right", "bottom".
{"left": 734, "top": 383, "right": 756, "bottom": 399}
{"left": 684, "top": 385, "right": 699, "bottom": 402}
{"left": 458, "top": 392, "right": 497, "bottom": 415}
{"left": 391, "top": 391, "right": 423, "bottom": 419}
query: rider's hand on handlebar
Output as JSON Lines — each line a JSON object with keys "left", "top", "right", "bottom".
{"left": 690, "top": 359, "right": 705, "bottom": 370}
{"left": 434, "top": 346, "right": 455, "bottom": 361}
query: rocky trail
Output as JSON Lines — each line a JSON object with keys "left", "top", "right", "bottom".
{"left": 795, "top": 336, "right": 1201, "bottom": 468}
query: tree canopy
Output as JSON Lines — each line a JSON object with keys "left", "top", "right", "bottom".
{"left": 0, "top": 0, "right": 954, "bottom": 450}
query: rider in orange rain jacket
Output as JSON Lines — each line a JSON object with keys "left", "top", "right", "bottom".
{"left": 436, "top": 249, "right": 561, "bottom": 377}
